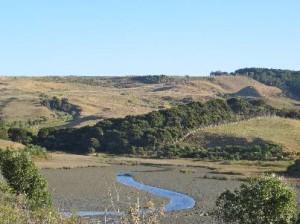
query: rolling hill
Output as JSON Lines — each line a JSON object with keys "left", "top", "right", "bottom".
{"left": 1, "top": 72, "right": 300, "bottom": 161}
{"left": 0, "top": 139, "right": 25, "bottom": 150}
{"left": 181, "top": 117, "right": 300, "bottom": 154}
{"left": 0, "top": 75, "right": 297, "bottom": 129}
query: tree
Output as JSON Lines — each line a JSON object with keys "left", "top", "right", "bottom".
{"left": 215, "top": 176, "right": 297, "bottom": 224}
{"left": 8, "top": 128, "right": 32, "bottom": 144}
{"left": 287, "top": 160, "right": 300, "bottom": 177}
{"left": 0, "top": 150, "right": 52, "bottom": 209}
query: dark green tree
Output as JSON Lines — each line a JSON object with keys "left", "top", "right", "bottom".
{"left": 215, "top": 176, "right": 297, "bottom": 224}
{"left": 8, "top": 128, "right": 32, "bottom": 144}
{"left": 0, "top": 150, "right": 52, "bottom": 209}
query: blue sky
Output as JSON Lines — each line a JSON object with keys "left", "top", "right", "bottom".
{"left": 0, "top": 1, "right": 299, "bottom": 76}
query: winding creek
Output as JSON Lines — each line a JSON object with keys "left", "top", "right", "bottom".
{"left": 65, "top": 172, "right": 196, "bottom": 217}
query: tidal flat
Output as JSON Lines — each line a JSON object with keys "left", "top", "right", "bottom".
{"left": 42, "top": 164, "right": 244, "bottom": 223}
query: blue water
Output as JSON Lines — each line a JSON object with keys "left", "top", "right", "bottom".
{"left": 117, "top": 173, "right": 195, "bottom": 212}
{"left": 64, "top": 172, "right": 195, "bottom": 217}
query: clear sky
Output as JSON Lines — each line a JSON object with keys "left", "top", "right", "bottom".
{"left": 0, "top": 0, "right": 299, "bottom": 76}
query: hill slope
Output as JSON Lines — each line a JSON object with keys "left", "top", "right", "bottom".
{"left": 182, "top": 117, "right": 300, "bottom": 153}
{"left": 229, "top": 86, "right": 262, "bottom": 98}
{"left": 35, "top": 97, "right": 300, "bottom": 160}
{"left": 234, "top": 67, "right": 300, "bottom": 99}
{"left": 0, "top": 139, "right": 25, "bottom": 150}
{"left": 0, "top": 75, "right": 297, "bottom": 129}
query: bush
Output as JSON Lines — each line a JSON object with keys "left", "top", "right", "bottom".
{"left": 0, "top": 181, "right": 79, "bottom": 224}
{"left": 0, "top": 150, "right": 52, "bottom": 209}
{"left": 8, "top": 128, "right": 33, "bottom": 144}
{"left": 41, "top": 96, "right": 81, "bottom": 118}
{"left": 0, "top": 128, "right": 8, "bottom": 140}
{"left": 23, "top": 144, "right": 48, "bottom": 159}
{"left": 215, "top": 175, "right": 297, "bottom": 224}
{"left": 157, "top": 143, "right": 285, "bottom": 161}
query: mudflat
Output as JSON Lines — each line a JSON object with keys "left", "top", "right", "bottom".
{"left": 42, "top": 165, "right": 242, "bottom": 224}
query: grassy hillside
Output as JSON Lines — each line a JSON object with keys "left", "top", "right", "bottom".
{"left": 234, "top": 67, "right": 300, "bottom": 99}
{"left": 35, "top": 96, "right": 300, "bottom": 161}
{"left": 0, "top": 139, "right": 25, "bottom": 150}
{"left": 0, "top": 75, "right": 297, "bottom": 129}
{"left": 183, "top": 117, "right": 300, "bottom": 153}
{"left": 211, "top": 75, "right": 298, "bottom": 109}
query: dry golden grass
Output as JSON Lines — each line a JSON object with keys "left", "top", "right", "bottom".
{"left": 34, "top": 152, "right": 108, "bottom": 169}
{"left": 2, "top": 98, "right": 54, "bottom": 121}
{"left": 105, "top": 154, "right": 291, "bottom": 176}
{"left": 32, "top": 151, "right": 292, "bottom": 176}
{"left": 211, "top": 76, "right": 282, "bottom": 97}
{"left": 1, "top": 76, "right": 299, "bottom": 175}
{"left": 0, "top": 75, "right": 293, "bottom": 124}
{"left": 0, "top": 77, "right": 57, "bottom": 122}
{"left": 0, "top": 139, "right": 25, "bottom": 150}
{"left": 199, "top": 117, "right": 300, "bottom": 152}
{"left": 210, "top": 76, "right": 298, "bottom": 109}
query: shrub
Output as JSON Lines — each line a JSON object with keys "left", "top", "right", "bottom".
{"left": 215, "top": 175, "right": 297, "bottom": 224}
{"left": 23, "top": 144, "right": 48, "bottom": 159}
{"left": 0, "top": 181, "right": 79, "bottom": 224}
{"left": 0, "top": 128, "right": 8, "bottom": 140}
{"left": 8, "top": 128, "right": 33, "bottom": 144}
{"left": 121, "top": 200, "right": 163, "bottom": 224}
{"left": 41, "top": 96, "right": 81, "bottom": 118}
{"left": 157, "top": 143, "right": 285, "bottom": 161}
{"left": 0, "top": 150, "right": 52, "bottom": 209}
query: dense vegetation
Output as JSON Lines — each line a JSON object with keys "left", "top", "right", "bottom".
{"left": 234, "top": 68, "right": 300, "bottom": 99}
{"left": 158, "top": 143, "right": 285, "bottom": 160}
{"left": 0, "top": 118, "right": 49, "bottom": 134}
{"left": 287, "top": 160, "right": 300, "bottom": 177}
{"left": 215, "top": 176, "right": 298, "bottom": 224}
{"left": 1, "top": 96, "right": 299, "bottom": 160}
{"left": 130, "top": 75, "right": 173, "bottom": 84}
{"left": 7, "top": 127, "right": 33, "bottom": 144}
{"left": 41, "top": 96, "right": 81, "bottom": 118}
{"left": 0, "top": 150, "right": 51, "bottom": 209}
{"left": 0, "top": 150, "right": 81, "bottom": 223}
{"left": 35, "top": 97, "right": 295, "bottom": 159}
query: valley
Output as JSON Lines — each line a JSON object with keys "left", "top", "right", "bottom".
{"left": 2, "top": 71, "right": 300, "bottom": 223}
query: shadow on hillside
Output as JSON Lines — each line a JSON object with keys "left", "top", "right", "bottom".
{"left": 58, "top": 115, "right": 103, "bottom": 128}
{"left": 187, "top": 132, "right": 274, "bottom": 149}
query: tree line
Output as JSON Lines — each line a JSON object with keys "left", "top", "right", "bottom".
{"left": 34, "top": 97, "right": 299, "bottom": 158}
{"left": 41, "top": 96, "right": 81, "bottom": 118}
{"left": 2, "top": 97, "right": 300, "bottom": 160}
{"left": 233, "top": 68, "right": 300, "bottom": 99}
{"left": 157, "top": 143, "right": 286, "bottom": 161}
